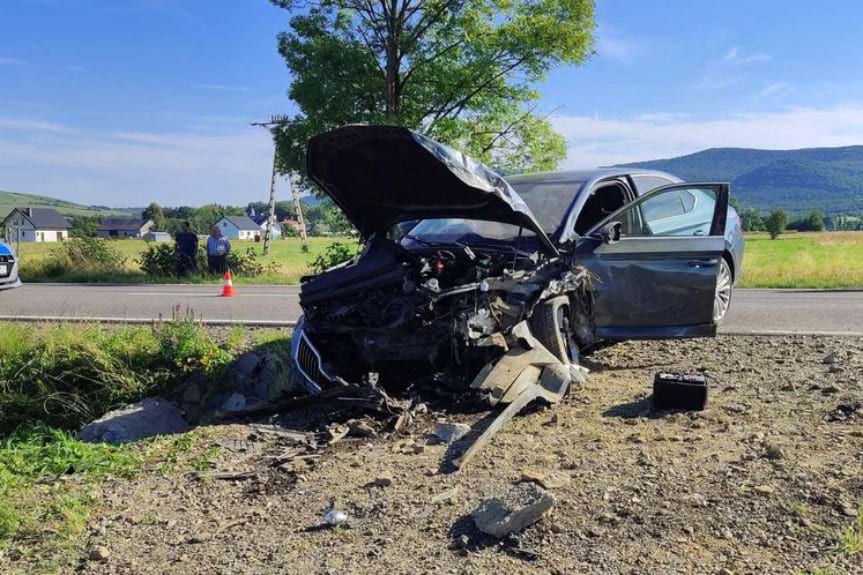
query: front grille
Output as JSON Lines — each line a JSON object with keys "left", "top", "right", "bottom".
{"left": 296, "top": 334, "right": 331, "bottom": 390}
{"left": 0, "top": 255, "right": 13, "bottom": 263}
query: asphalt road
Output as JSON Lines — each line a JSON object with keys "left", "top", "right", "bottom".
{"left": 0, "top": 283, "right": 861, "bottom": 335}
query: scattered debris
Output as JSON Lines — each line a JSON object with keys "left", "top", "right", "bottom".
{"left": 472, "top": 483, "right": 556, "bottom": 538}
{"left": 518, "top": 468, "right": 571, "bottom": 490}
{"left": 192, "top": 470, "right": 258, "bottom": 481}
{"left": 221, "top": 392, "right": 247, "bottom": 412}
{"left": 432, "top": 422, "right": 471, "bottom": 444}
{"left": 365, "top": 472, "right": 394, "bottom": 488}
{"left": 324, "top": 509, "right": 349, "bottom": 527}
{"left": 78, "top": 398, "right": 189, "bottom": 444}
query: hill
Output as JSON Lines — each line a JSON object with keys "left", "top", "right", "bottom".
{"left": 0, "top": 191, "right": 126, "bottom": 221}
{"left": 616, "top": 145, "right": 863, "bottom": 214}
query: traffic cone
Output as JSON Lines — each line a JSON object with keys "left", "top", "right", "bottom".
{"left": 221, "top": 269, "right": 236, "bottom": 297}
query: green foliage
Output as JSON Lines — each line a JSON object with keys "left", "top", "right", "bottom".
{"left": 37, "top": 237, "right": 127, "bottom": 277}
{"left": 136, "top": 244, "right": 277, "bottom": 278}
{"left": 142, "top": 202, "right": 166, "bottom": 230}
{"left": 309, "top": 241, "right": 359, "bottom": 274}
{"left": 269, "top": 0, "right": 594, "bottom": 177}
{"left": 839, "top": 506, "right": 863, "bottom": 556}
{"left": 0, "top": 321, "right": 235, "bottom": 435}
{"left": 70, "top": 215, "right": 100, "bottom": 238}
{"left": 740, "top": 207, "right": 765, "bottom": 232}
{"left": 788, "top": 209, "right": 826, "bottom": 232}
{"left": 765, "top": 208, "right": 789, "bottom": 239}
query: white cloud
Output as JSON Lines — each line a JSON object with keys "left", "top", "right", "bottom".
{"left": 551, "top": 104, "right": 863, "bottom": 168}
{"left": 0, "top": 121, "right": 286, "bottom": 207}
{"left": 724, "top": 46, "right": 772, "bottom": 65}
{"left": 0, "top": 116, "right": 69, "bottom": 133}
{"left": 757, "top": 81, "right": 793, "bottom": 98}
{"left": 0, "top": 56, "right": 27, "bottom": 66}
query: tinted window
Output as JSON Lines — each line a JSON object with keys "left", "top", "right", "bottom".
{"left": 510, "top": 181, "right": 584, "bottom": 234}
{"left": 632, "top": 175, "right": 673, "bottom": 195}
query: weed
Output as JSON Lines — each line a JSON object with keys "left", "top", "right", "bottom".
{"left": 838, "top": 507, "right": 863, "bottom": 556}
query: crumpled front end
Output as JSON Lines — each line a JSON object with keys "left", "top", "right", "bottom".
{"left": 292, "top": 235, "right": 591, "bottom": 395}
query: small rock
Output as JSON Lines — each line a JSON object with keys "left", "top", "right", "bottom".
{"left": 763, "top": 444, "right": 784, "bottom": 460}
{"left": 472, "top": 483, "right": 556, "bottom": 538}
{"left": 221, "top": 392, "right": 246, "bottom": 412}
{"left": 821, "top": 384, "right": 842, "bottom": 395}
{"left": 236, "top": 352, "right": 260, "bottom": 376}
{"left": 823, "top": 352, "right": 839, "bottom": 365}
{"left": 348, "top": 420, "right": 377, "bottom": 437}
{"left": 88, "top": 546, "right": 111, "bottom": 562}
{"left": 718, "top": 569, "right": 734, "bottom": 575}
{"left": 432, "top": 422, "right": 471, "bottom": 444}
{"left": 753, "top": 485, "right": 775, "bottom": 496}
{"left": 518, "top": 468, "right": 570, "bottom": 490}
{"left": 431, "top": 487, "right": 460, "bottom": 506}
{"left": 78, "top": 398, "right": 189, "bottom": 444}
{"left": 366, "top": 472, "right": 393, "bottom": 488}
{"left": 839, "top": 504, "right": 858, "bottom": 518}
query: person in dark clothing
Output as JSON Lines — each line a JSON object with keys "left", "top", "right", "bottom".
{"left": 174, "top": 221, "right": 199, "bottom": 275}
{"left": 206, "top": 225, "right": 231, "bottom": 275}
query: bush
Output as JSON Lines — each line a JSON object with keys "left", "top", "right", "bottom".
{"left": 40, "top": 238, "right": 127, "bottom": 277}
{"left": 0, "top": 320, "right": 234, "bottom": 435}
{"left": 137, "top": 245, "right": 276, "bottom": 278}
{"left": 310, "top": 241, "right": 358, "bottom": 274}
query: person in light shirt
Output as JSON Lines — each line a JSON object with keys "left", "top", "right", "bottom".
{"left": 206, "top": 225, "right": 231, "bottom": 275}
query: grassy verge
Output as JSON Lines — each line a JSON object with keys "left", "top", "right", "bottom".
{"left": 739, "top": 231, "right": 863, "bottom": 289}
{"left": 17, "top": 237, "right": 354, "bottom": 284}
{"left": 0, "top": 320, "right": 290, "bottom": 572}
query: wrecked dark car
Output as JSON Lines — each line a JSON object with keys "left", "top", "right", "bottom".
{"left": 291, "top": 126, "right": 740, "bottom": 411}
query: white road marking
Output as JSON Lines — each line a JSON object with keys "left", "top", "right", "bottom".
{"left": 0, "top": 315, "right": 297, "bottom": 326}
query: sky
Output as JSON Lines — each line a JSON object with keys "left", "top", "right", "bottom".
{"left": 2, "top": 0, "right": 863, "bottom": 207}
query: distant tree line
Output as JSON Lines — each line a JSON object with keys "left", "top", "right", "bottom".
{"left": 69, "top": 198, "right": 353, "bottom": 238}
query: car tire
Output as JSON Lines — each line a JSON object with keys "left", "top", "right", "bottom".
{"left": 530, "top": 296, "right": 580, "bottom": 364}
{"left": 713, "top": 258, "right": 733, "bottom": 323}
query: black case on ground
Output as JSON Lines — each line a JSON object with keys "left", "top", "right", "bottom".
{"left": 652, "top": 372, "right": 708, "bottom": 411}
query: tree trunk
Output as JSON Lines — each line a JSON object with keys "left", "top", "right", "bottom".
{"left": 384, "top": 0, "right": 400, "bottom": 116}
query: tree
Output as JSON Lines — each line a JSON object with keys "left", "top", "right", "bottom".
{"left": 804, "top": 208, "right": 825, "bottom": 232}
{"left": 269, "top": 0, "right": 595, "bottom": 178}
{"left": 740, "top": 208, "right": 764, "bottom": 232}
{"left": 143, "top": 202, "right": 165, "bottom": 230}
{"left": 765, "top": 208, "right": 788, "bottom": 239}
{"left": 70, "top": 216, "right": 100, "bottom": 238}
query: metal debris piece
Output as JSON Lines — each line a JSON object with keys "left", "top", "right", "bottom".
{"left": 324, "top": 510, "right": 349, "bottom": 526}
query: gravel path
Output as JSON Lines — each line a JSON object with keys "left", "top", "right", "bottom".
{"left": 63, "top": 336, "right": 863, "bottom": 575}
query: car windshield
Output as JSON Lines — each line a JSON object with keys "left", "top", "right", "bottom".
{"left": 399, "top": 218, "right": 538, "bottom": 250}
{"left": 510, "top": 180, "right": 585, "bottom": 234}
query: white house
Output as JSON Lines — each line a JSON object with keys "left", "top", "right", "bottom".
{"left": 213, "top": 215, "right": 261, "bottom": 240}
{"left": 251, "top": 215, "right": 282, "bottom": 239}
{"left": 2, "top": 208, "right": 71, "bottom": 242}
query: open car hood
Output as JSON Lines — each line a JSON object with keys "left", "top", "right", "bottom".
{"left": 306, "top": 126, "right": 558, "bottom": 255}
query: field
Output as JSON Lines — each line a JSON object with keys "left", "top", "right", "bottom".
{"left": 0, "top": 190, "right": 126, "bottom": 220}
{"left": 739, "top": 231, "right": 863, "bottom": 289}
{"left": 15, "top": 237, "right": 354, "bottom": 284}
{"left": 11, "top": 231, "right": 863, "bottom": 288}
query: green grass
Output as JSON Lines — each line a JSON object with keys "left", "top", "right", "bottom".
{"left": 16, "top": 236, "right": 355, "bottom": 284}
{"left": 739, "top": 231, "right": 863, "bottom": 288}
{"left": 0, "top": 190, "right": 126, "bottom": 220}
{"left": 839, "top": 507, "right": 863, "bottom": 556}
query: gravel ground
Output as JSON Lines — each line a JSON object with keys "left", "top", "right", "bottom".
{"left": 57, "top": 336, "right": 863, "bottom": 575}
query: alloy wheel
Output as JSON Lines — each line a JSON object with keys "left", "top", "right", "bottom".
{"left": 713, "top": 259, "right": 733, "bottom": 323}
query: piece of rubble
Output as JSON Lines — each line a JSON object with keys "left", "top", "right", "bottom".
{"left": 79, "top": 398, "right": 189, "bottom": 444}
{"left": 88, "top": 546, "right": 111, "bottom": 562}
{"left": 324, "top": 509, "right": 349, "bottom": 526}
{"left": 518, "top": 468, "right": 571, "bottom": 490}
{"left": 348, "top": 419, "right": 377, "bottom": 437}
{"left": 472, "top": 483, "right": 556, "bottom": 538}
{"left": 365, "top": 471, "right": 393, "bottom": 488}
{"left": 431, "top": 487, "right": 460, "bottom": 506}
{"left": 221, "top": 392, "right": 247, "bottom": 412}
{"left": 433, "top": 422, "right": 471, "bottom": 444}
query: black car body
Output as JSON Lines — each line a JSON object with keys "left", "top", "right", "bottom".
{"left": 292, "top": 126, "right": 741, "bottom": 394}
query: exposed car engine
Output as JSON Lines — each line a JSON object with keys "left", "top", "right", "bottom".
{"left": 298, "top": 235, "right": 588, "bottom": 388}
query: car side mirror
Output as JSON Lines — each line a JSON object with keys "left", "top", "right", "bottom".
{"left": 597, "top": 221, "right": 622, "bottom": 244}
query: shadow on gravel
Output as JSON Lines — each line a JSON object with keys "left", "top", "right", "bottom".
{"left": 447, "top": 513, "right": 540, "bottom": 562}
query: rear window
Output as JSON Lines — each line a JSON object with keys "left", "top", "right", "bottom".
{"left": 510, "top": 181, "right": 583, "bottom": 234}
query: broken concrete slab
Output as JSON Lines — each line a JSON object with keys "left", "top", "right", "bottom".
{"left": 79, "top": 398, "right": 189, "bottom": 444}
{"left": 433, "top": 422, "right": 471, "bottom": 444}
{"left": 472, "top": 483, "right": 556, "bottom": 538}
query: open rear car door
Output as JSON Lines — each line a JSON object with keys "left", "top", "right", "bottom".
{"left": 576, "top": 182, "right": 729, "bottom": 339}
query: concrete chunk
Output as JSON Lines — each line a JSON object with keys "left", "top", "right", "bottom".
{"left": 79, "top": 398, "right": 189, "bottom": 444}
{"left": 472, "top": 483, "right": 556, "bottom": 538}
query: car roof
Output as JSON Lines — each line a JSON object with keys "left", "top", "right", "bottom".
{"left": 505, "top": 167, "right": 681, "bottom": 185}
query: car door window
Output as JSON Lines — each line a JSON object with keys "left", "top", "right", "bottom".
{"left": 609, "top": 186, "right": 719, "bottom": 238}
{"left": 632, "top": 175, "right": 673, "bottom": 195}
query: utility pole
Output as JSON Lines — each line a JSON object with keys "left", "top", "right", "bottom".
{"left": 250, "top": 116, "right": 308, "bottom": 254}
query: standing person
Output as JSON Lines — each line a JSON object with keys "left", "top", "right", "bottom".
{"left": 206, "top": 225, "right": 231, "bottom": 275}
{"left": 174, "top": 221, "right": 198, "bottom": 276}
